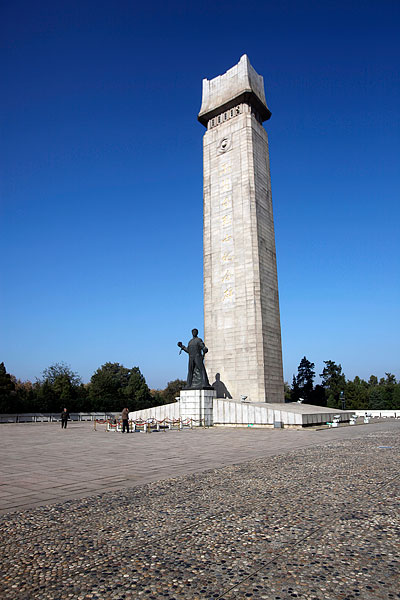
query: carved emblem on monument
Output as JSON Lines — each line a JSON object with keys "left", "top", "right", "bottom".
{"left": 217, "top": 136, "right": 232, "bottom": 154}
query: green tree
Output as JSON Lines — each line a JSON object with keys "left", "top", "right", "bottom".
{"left": 123, "top": 367, "right": 152, "bottom": 410}
{"left": 0, "top": 362, "right": 16, "bottom": 413}
{"left": 311, "top": 384, "right": 327, "bottom": 407}
{"left": 368, "top": 385, "right": 385, "bottom": 410}
{"left": 76, "top": 384, "right": 91, "bottom": 411}
{"left": 42, "top": 362, "right": 81, "bottom": 386}
{"left": 293, "top": 356, "right": 315, "bottom": 403}
{"left": 371, "top": 373, "right": 399, "bottom": 409}
{"left": 34, "top": 362, "right": 83, "bottom": 412}
{"left": 290, "top": 374, "right": 300, "bottom": 402}
{"left": 368, "top": 375, "right": 378, "bottom": 386}
{"left": 89, "top": 362, "right": 129, "bottom": 411}
{"left": 149, "top": 390, "right": 166, "bottom": 407}
{"left": 89, "top": 362, "right": 151, "bottom": 412}
{"left": 320, "top": 360, "right": 346, "bottom": 408}
{"left": 54, "top": 375, "right": 74, "bottom": 404}
{"left": 33, "top": 380, "right": 56, "bottom": 412}
{"left": 162, "top": 379, "right": 186, "bottom": 404}
{"left": 344, "top": 376, "right": 369, "bottom": 410}
{"left": 392, "top": 383, "right": 400, "bottom": 410}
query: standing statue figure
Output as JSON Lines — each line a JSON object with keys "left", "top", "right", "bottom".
{"left": 178, "top": 329, "right": 212, "bottom": 389}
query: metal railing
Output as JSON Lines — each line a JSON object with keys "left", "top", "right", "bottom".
{"left": 101, "top": 417, "right": 197, "bottom": 433}
{"left": 0, "top": 412, "right": 120, "bottom": 424}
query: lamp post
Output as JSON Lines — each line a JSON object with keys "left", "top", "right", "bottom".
{"left": 340, "top": 391, "right": 346, "bottom": 411}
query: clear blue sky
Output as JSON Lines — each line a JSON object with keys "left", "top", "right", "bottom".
{"left": 1, "top": 0, "right": 399, "bottom": 389}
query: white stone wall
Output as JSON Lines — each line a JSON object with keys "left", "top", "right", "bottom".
{"left": 353, "top": 410, "right": 399, "bottom": 418}
{"left": 128, "top": 399, "right": 353, "bottom": 428}
{"left": 213, "top": 399, "right": 352, "bottom": 427}
{"left": 128, "top": 402, "right": 179, "bottom": 423}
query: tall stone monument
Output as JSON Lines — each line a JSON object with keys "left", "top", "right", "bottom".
{"left": 198, "top": 55, "right": 284, "bottom": 403}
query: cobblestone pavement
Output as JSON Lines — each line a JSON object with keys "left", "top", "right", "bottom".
{"left": 0, "top": 420, "right": 398, "bottom": 515}
{"left": 0, "top": 422, "right": 399, "bottom": 599}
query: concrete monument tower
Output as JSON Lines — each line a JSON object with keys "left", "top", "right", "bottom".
{"left": 198, "top": 55, "right": 284, "bottom": 403}
{"left": 128, "top": 57, "right": 352, "bottom": 426}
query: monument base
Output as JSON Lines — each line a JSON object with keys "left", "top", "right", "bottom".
{"left": 212, "top": 399, "right": 354, "bottom": 428}
{"left": 128, "top": 398, "right": 353, "bottom": 429}
{"left": 179, "top": 389, "right": 216, "bottom": 427}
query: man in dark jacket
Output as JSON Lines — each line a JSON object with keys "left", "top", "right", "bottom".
{"left": 61, "top": 408, "right": 69, "bottom": 429}
{"left": 121, "top": 407, "right": 130, "bottom": 433}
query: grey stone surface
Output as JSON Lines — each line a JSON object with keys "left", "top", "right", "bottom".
{"left": 180, "top": 388, "right": 216, "bottom": 426}
{"left": 0, "top": 420, "right": 397, "bottom": 515}
{"left": 200, "top": 56, "right": 284, "bottom": 403}
{"left": 198, "top": 54, "right": 271, "bottom": 125}
{"left": 0, "top": 420, "right": 399, "bottom": 599}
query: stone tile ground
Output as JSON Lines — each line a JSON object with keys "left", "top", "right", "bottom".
{"left": 0, "top": 422, "right": 399, "bottom": 599}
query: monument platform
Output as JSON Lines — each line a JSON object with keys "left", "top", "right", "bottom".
{"left": 213, "top": 399, "right": 353, "bottom": 427}
{"left": 129, "top": 399, "right": 353, "bottom": 428}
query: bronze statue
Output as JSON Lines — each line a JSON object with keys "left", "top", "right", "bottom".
{"left": 178, "top": 329, "right": 212, "bottom": 389}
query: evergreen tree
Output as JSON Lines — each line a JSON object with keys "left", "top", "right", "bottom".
{"left": 291, "top": 357, "right": 315, "bottom": 403}
{"left": 162, "top": 379, "right": 186, "bottom": 404}
{"left": 296, "top": 356, "right": 315, "bottom": 403}
{"left": 89, "top": 362, "right": 151, "bottom": 412}
{"left": 368, "top": 375, "right": 378, "bottom": 386}
{"left": 368, "top": 385, "right": 385, "bottom": 410}
{"left": 89, "top": 362, "right": 129, "bottom": 411}
{"left": 375, "top": 373, "right": 398, "bottom": 409}
{"left": 123, "top": 367, "right": 152, "bottom": 410}
{"left": 291, "top": 374, "right": 300, "bottom": 402}
{"left": 344, "top": 376, "right": 369, "bottom": 410}
{"left": 320, "top": 360, "right": 346, "bottom": 408}
{"left": 311, "top": 384, "right": 327, "bottom": 407}
{"left": 0, "top": 362, "right": 16, "bottom": 413}
{"left": 33, "top": 380, "right": 56, "bottom": 412}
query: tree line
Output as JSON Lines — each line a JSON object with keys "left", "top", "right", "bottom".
{"left": 287, "top": 357, "right": 400, "bottom": 410}
{"left": 0, "top": 361, "right": 186, "bottom": 414}
{"left": 1, "top": 358, "right": 399, "bottom": 414}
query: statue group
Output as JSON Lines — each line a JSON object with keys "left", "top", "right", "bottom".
{"left": 178, "top": 329, "right": 212, "bottom": 390}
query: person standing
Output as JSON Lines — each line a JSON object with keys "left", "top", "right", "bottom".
{"left": 61, "top": 408, "right": 69, "bottom": 429}
{"left": 121, "top": 407, "right": 130, "bottom": 433}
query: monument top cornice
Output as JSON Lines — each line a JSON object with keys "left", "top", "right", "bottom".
{"left": 198, "top": 54, "right": 271, "bottom": 126}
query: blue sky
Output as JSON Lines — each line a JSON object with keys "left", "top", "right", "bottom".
{"left": 1, "top": 0, "right": 399, "bottom": 389}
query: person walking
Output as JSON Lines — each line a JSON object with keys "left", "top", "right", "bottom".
{"left": 61, "top": 408, "right": 69, "bottom": 429}
{"left": 121, "top": 407, "right": 130, "bottom": 433}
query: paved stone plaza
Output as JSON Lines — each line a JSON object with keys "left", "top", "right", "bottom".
{"left": 0, "top": 421, "right": 399, "bottom": 599}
